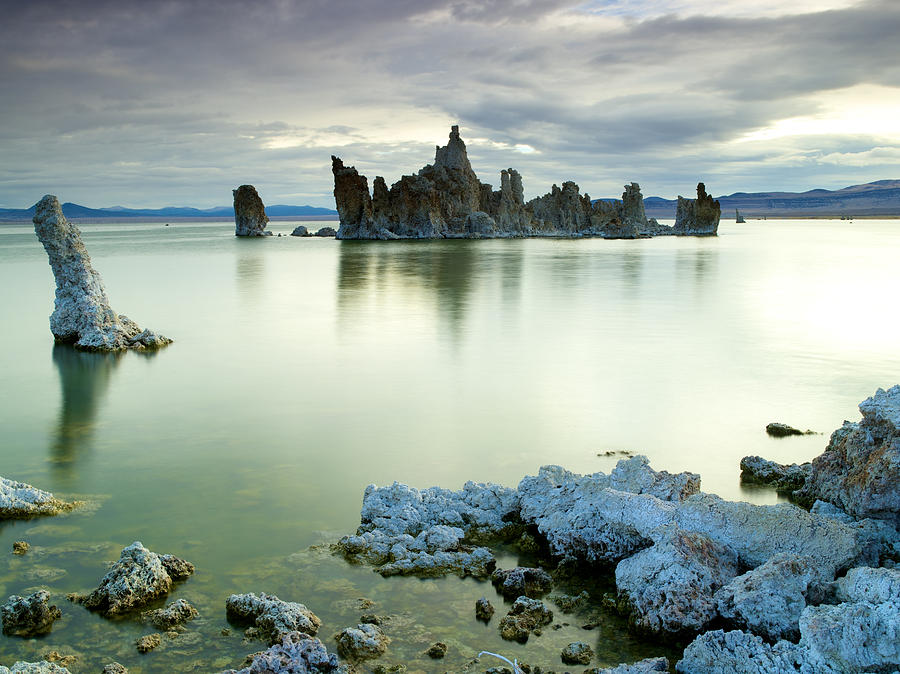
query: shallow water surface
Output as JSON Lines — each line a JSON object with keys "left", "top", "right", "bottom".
{"left": 1, "top": 218, "right": 899, "bottom": 671}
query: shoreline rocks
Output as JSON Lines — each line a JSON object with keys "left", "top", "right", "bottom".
{"left": 739, "top": 456, "right": 811, "bottom": 493}
{"left": 1, "top": 476, "right": 75, "bottom": 519}
{"left": 332, "top": 126, "right": 714, "bottom": 240}
{"left": 33, "top": 195, "right": 172, "bottom": 351}
{"left": 233, "top": 185, "right": 272, "bottom": 237}
{"left": 1, "top": 591, "right": 62, "bottom": 637}
{"left": 225, "top": 593, "right": 321, "bottom": 645}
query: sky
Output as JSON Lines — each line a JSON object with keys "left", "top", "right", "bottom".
{"left": 1, "top": 0, "right": 899, "bottom": 209}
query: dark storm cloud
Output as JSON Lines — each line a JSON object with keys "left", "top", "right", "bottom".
{"left": 0, "top": 0, "right": 898, "bottom": 208}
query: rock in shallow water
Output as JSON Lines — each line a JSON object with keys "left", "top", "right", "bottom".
{"left": 334, "top": 623, "right": 390, "bottom": 660}
{"left": 739, "top": 455, "right": 811, "bottom": 493}
{"left": 0, "top": 663, "right": 71, "bottom": 674}
{"left": 498, "top": 596, "right": 553, "bottom": 642}
{"left": 585, "top": 657, "right": 669, "bottom": 673}
{"left": 221, "top": 631, "right": 348, "bottom": 673}
{"left": 0, "top": 476, "right": 74, "bottom": 519}
{"left": 491, "top": 566, "right": 553, "bottom": 599}
{"left": 226, "top": 593, "right": 321, "bottom": 645}
{"left": 561, "top": 641, "right": 594, "bottom": 665}
{"left": 142, "top": 597, "right": 198, "bottom": 629}
{"left": 233, "top": 185, "right": 272, "bottom": 237}
{"left": 33, "top": 195, "right": 172, "bottom": 351}
{"left": 1, "top": 591, "right": 62, "bottom": 637}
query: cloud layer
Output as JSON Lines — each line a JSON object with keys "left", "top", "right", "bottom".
{"left": 1, "top": 0, "right": 898, "bottom": 208}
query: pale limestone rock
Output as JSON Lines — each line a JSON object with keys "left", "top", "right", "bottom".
{"left": 233, "top": 185, "right": 271, "bottom": 237}
{"left": 314, "top": 226, "right": 336, "bottom": 237}
{"left": 33, "top": 195, "right": 171, "bottom": 350}
{"left": 677, "top": 629, "right": 809, "bottom": 673}
{"left": 141, "top": 597, "right": 198, "bottom": 629}
{"left": 1, "top": 591, "right": 62, "bottom": 637}
{"left": 835, "top": 566, "right": 900, "bottom": 603}
{"left": 798, "top": 385, "right": 900, "bottom": 524}
{"left": 220, "top": 631, "right": 348, "bottom": 673}
{"left": 225, "top": 593, "right": 321, "bottom": 644}
{"left": 801, "top": 600, "right": 900, "bottom": 671}
{"left": 334, "top": 623, "right": 389, "bottom": 660}
{"left": 0, "top": 476, "right": 74, "bottom": 519}
{"left": 673, "top": 183, "right": 720, "bottom": 236}
{"left": 528, "top": 181, "right": 592, "bottom": 234}
{"left": 81, "top": 541, "right": 193, "bottom": 615}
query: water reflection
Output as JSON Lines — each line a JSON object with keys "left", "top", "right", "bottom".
{"left": 235, "top": 246, "right": 267, "bottom": 305}
{"left": 50, "top": 345, "right": 123, "bottom": 467}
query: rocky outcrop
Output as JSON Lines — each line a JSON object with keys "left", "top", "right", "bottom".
{"left": 739, "top": 455, "right": 811, "bottom": 493}
{"left": 333, "top": 126, "right": 711, "bottom": 239}
{"left": 490, "top": 567, "right": 553, "bottom": 599}
{"left": 290, "top": 225, "right": 310, "bottom": 237}
{"left": 0, "top": 663, "right": 71, "bottom": 674}
{"left": 673, "top": 183, "right": 720, "bottom": 236}
{"left": 141, "top": 598, "right": 198, "bottom": 629}
{"left": 586, "top": 658, "right": 669, "bottom": 674}
{"left": 561, "top": 641, "right": 594, "bottom": 665}
{"left": 79, "top": 541, "right": 194, "bottom": 615}
{"left": 334, "top": 623, "right": 389, "bottom": 661}
{"left": 225, "top": 593, "right": 321, "bottom": 644}
{"left": 33, "top": 195, "right": 172, "bottom": 350}
{"left": 1, "top": 591, "right": 62, "bottom": 637}
{"left": 135, "top": 633, "right": 161, "bottom": 653}
{"left": 1, "top": 476, "right": 75, "bottom": 519}
{"left": 765, "top": 422, "right": 813, "bottom": 437}
{"left": 221, "top": 631, "right": 348, "bottom": 674}
{"left": 796, "top": 385, "right": 900, "bottom": 524}
{"left": 475, "top": 597, "right": 494, "bottom": 622}
{"left": 498, "top": 596, "right": 553, "bottom": 642}
{"left": 314, "top": 226, "right": 336, "bottom": 237}
{"left": 233, "top": 185, "right": 271, "bottom": 237}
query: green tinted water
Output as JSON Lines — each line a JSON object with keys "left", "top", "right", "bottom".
{"left": 1, "top": 219, "right": 899, "bottom": 671}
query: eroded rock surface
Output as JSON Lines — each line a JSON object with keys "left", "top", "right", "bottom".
{"left": 334, "top": 623, "right": 389, "bottom": 661}
{"left": 586, "top": 657, "right": 669, "bottom": 674}
{"left": 33, "top": 195, "right": 171, "bottom": 350}
{"left": 797, "top": 385, "right": 900, "bottom": 524}
{"left": 1, "top": 591, "right": 62, "bottom": 637}
{"left": 673, "top": 183, "right": 720, "bottom": 236}
{"left": 490, "top": 567, "right": 553, "bottom": 599}
{"left": 739, "top": 455, "right": 811, "bottom": 493}
{"left": 498, "top": 596, "right": 553, "bottom": 642}
{"left": 142, "top": 598, "right": 198, "bottom": 629}
{"left": 1, "top": 477, "right": 74, "bottom": 519}
{"left": 233, "top": 185, "right": 271, "bottom": 237}
{"left": 561, "top": 641, "right": 594, "bottom": 665}
{"left": 475, "top": 597, "right": 494, "bottom": 622}
{"left": 226, "top": 593, "right": 321, "bottom": 645}
{"left": 80, "top": 541, "right": 194, "bottom": 615}
{"left": 222, "top": 631, "right": 348, "bottom": 673}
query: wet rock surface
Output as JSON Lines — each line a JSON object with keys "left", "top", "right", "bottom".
{"left": 80, "top": 541, "right": 194, "bottom": 615}
{"left": 0, "top": 663, "right": 72, "bottom": 674}
{"left": 135, "top": 633, "right": 162, "bottom": 653}
{"left": 142, "top": 597, "right": 199, "bottom": 629}
{"left": 498, "top": 596, "right": 553, "bottom": 642}
{"left": 765, "top": 422, "right": 810, "bottom": 437}
{"left": 586, "top": 657, "right": 670, "bottom": 673}
{"left": 290, "top": 225, "right": 310, "bottom": 237}
{"left": 226, "top": 593, "right": 321, "bottom": 644}
{"left": 475, "top": 597, "right": 495, "bottom": 622}
{"left": 221, "top": 631, "right": 348, "bottom": 673}
{"left": 560, "top": 641, "right": 593, "bottom": 664}
{"left": 101, "top": 664, "right": 128, "bottom": 674}
{"left": 1, "top": 591, "right": 62, "bottom": 637}
{"left": 233, "top": 185, "right": 271, "bottom": 237}
{"left": 491, "top": 567, "right": 553, "bottom": 599}
{"left": 425, "top": 641, "right": 447, "bottom": 658}
{"left": 739, "top": 455, "right": 811, "bottom": 493}
{"left": 12, "top": 541, "right": 30, "bottom": 555}
{"left": 33, "top": 195, "right": 172, "bottom": 350}
{"left": 1, "top": 477, "right": 74, "bottom": 519}
{"left": 335, "top": 622, "right": 390, "bottom": 660}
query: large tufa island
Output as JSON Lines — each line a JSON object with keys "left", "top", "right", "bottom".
{"left": 34, "top": 195, "right": 172, "bottom": 351}
{"left": 332, "top": 126, "right": 720, "bottom": 239}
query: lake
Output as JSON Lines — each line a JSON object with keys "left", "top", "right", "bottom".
{"left": 1, "top": 218, "right": 899, "bottom": 671}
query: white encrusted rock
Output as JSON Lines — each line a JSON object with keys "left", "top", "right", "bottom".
{"left": 220, "top": 631, "right": 348, "bottom": 674}
{"left": 141, "top": 597, "right": 198, "bottom": 629}
{"left": 0, "top": 476, "right": 74, "bottom": 519}
{"left": 81, "top": 541, "right": 193, "bottom": 615}
{"left": 33, "top": 195, "right": 171, "bottom": 351}
{"left": 226, "top": 593, "right": 321, "bottom": 644}
{"left": 676, "top": 629, "right": 810, "bottom": 673}
{"left": 334, "top": 623, "right": 389, "bottom": 661}
{"left": 801, "top": 600, "right": 900, "bottom": 671}
{"left": 1, "top": 591, "right": 62, "bottom": 637}
{"left": 834, "top": 566, "right": 900, "bottom": 603}
{"left": 0, "top": 663, "right": 71, "bottom": 674}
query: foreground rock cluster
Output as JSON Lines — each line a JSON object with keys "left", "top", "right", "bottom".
{"left": 333, "top": 126, "right": 720, "bottom": 239}
{"left": 33, "top": 195, "right": 172, "bottom": 351}
{"left": 337, "top": 385, "right": 900, "bottom": 672}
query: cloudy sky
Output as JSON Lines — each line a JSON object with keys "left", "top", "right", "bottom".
{"left": 2, "top": 0, "right": 899, "bottom": 208}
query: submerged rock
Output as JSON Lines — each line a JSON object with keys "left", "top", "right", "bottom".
{"left": 13, "top": 541, "right": 30, "bottom": 554}
{"left": 425, "top": 641, "right": 447, "bottom": 658}
{"left": 673, "top": 183, "right": 720, "bottom": 236}
{"left": 561, "top": 641, "right": 594, "bottom": 665}
{"left": 226, "top": 593, "right": 321, "bottom": 645}
{"left": 1, "top": 591, "right": 62, "bottom": 637}
{"left": 475, "top": 597, "right": 495, "bottom": 622}
{"left": 490, "top": 567, "right": 553, "bottom": 599}
{"left": 797, "top": 385, "right": 900, "bottom": 524}
{"left": 33, "top": 195, "right": 172, "bottom": 351}
{"left": 0, "top": 476, "right": 74, "bottom": 519}
{"left": 135, "top": 633, "right": 161, "bottom": 653}
{"left": 765, "top": 422, "right": 810, "bottom": 437}
{"left": 80, "top": 541, "right": 194, "bottom": 615}
{"left": 498, "top": 596, "right": 553, "bottom": 642}
{"left": 101, "top": 664, "right": 128, "bottom": 674}
{"left": 335, "top": 623, "right": 390, "bottom": 660}
{"left": 739, "top": 455, "right": 811, "bottom": 493}
{"left": 142, "top": 598, "right": 198, "bottom": 629}
{"left": 233, "top": 185, "right": 272, "bottom": 237}
{"left": 221, "top": 631, "right": 348, "bottom": 673}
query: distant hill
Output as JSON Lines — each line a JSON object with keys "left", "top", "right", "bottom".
{"left": 0, "top": 202, "right": 337, "bottom": 222}
{"left": 640, "top": 180, "right": 900, "bottom": 219}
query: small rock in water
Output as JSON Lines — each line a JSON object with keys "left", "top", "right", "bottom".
{"left": 1, "top": 591, "right": 62, "bottom": 637}
{"left": 335, "top": 623, "right": 390, "bottom": 660}
{"left": 226, "top": 592, "right": 321, "bottom": 645}
{"left": 475, "top": 597, "right": 495, "bottom": 622}
{"left": 315, "top": 226, "right": 337, "bottom": 237}
{"left": 561, "top": 641, "right": 594, "bottom": 665}
{"left": 491, "top": 566, "right": 553, "bottom": 599}
{"left": 549, "top": 590, "right": 590, "bottom": 613}
{"left": 426, "top": 641, "right": 447, "bottom": 658}
{"left": 102, "top": 664, "right": 128, "bottom": 674}
{"left": 42, "top": 652, "right": 76, "bottom": 667}
{"left": 765, "top": 422, "right": 808, "bottom": 437}
{"left": 290, "top": 225, "right": 310, "bottom": 237}
{"left": 233, "top": 185, "right": 272, "bottom": 237}
{"left": 12, "top": 541, "right": 29, "bottom": 555}
{"left": 142, "top": 598, "right": 199, "bottom": 629}
{"left": 498, "top": 596, "right": 553, "bottom": 642}
{"left": 136, "top": 633, "right": 162, "bottom": 653}
{"left": 1, "top": 476, "right": 75, "bottom": 519}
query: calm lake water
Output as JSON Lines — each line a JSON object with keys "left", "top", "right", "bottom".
{"left": 1, "top": 218, "right": 899, "bottom": 671}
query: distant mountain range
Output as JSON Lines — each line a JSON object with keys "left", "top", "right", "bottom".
{"left": 0, "top": 202, "right": 337, "bottom": 221}
{"left": 640, "top": 180, "right": 900, "bottom": 219}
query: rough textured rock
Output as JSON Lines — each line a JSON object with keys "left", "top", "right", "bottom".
{"left": 13, "top": 541, "right": 29, "bottom": 554}
{"left": 714, "top": 553, "right": 824, "bottom": 641}
{"left": 834, "top": 565, "right": 900, "bottom": 603}
{"left": 739, "top": 455, "right": 811, "bottom": 493}
{"left": 290, "top": 225, "right": 310, "bottom": 237}
{"left": 0, "top": 664, "right": 71, "bottom": 674}
{"left": 334, "top": 479, "right": 519, "bottom": 577}
{"left": 80, "top": 541, "right": 194, "bottom": 615}
{"left": 475, "top": 597, "right": 494, "bottom": 622}
{"left": 334, "top": 623, "right": 389, "bottom": 660}
{"left": 801, "top": 599, "right": 900, "bottom": 671}
{"left": 490, "top": 567, "right": 553, "bottom": 599}
{"left": 221, "top": 631, "right": 347, "bottom": 673}
{"left": 498, "top": 596, "right": 553, "bottom": 642}
{"left": 561, "top": 641, "right": 594, "bottom": 665}
{"left": 33, "top": 195, "right": 172, "bottom": 350}
{"left": 586, "top": 657, "right": 669, "bottom": 673}
{"left": 548, "top": 590, "right": 589, "bottom": 612}
{"left": 765, "top": 422, "right": 810, "bottom": 437}
{"left": 529, "top": 181, "right": 592, "bottom": 234}
{"left": 233, "top": 185, "right": 271, "bottom": 237}
{"left": 135, "top": 633, "right": 161, "bottom": 653}
{"left": 673, "top": 183, "right": 720, "bottom": 236}
{"left": 797, "top": 385, "right": 900, "bottom": 524}
{"left": 226, "top": 593, "right": 321, "bottom": 644}
{"left": 615, "top": 526, "right": 740, "bottom": 635}
{"left": 677, "top": 629, "right": 809, "bottom": 673}
{"left": 101, "top": 664, "right": 127, "bottom": 674}
{"left": 142, "top": 597, "right": 198, "bottom": 629}
{"left": 425, "top": 641, "right": 447, "bottom": 658}
{"left": 314, "top": 226, "right": 336, "bottom": 237}
{"left": 1, "top": 477, "right": 74, "bottom": 519}
{"left": 1, "top": 591, "right": 62, "bottom": 637}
